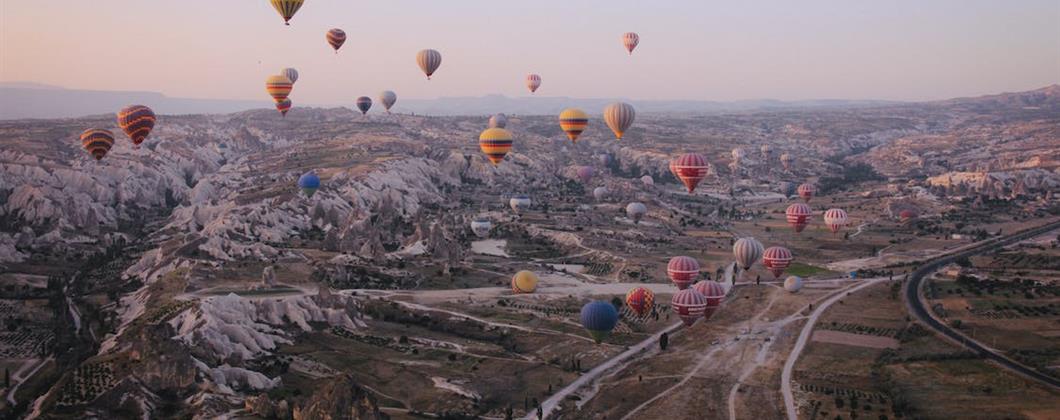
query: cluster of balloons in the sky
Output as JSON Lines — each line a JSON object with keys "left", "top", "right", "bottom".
{"left": 74, "top": 0, "right": 861, "bottom": 347}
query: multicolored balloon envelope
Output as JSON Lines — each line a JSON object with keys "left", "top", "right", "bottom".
{"left": 559, "top": 108, "right": 588, "bottom": 143}
{"left": 733, "top": 237, "right": 764, "bottom": 270}
{"left": 116, "top": 105, "right": 156, "bottom": 147}
{"left": 622, "top": 32, "right": 640, "bottom": 55}
{"left": 270, "top": 0, "right": 304, "bottom": 25}
{"left": 327, "top": 28, "right": 346, "bottom": 53}
{"left": 479, "top": 128, "right": 513, "bottom": 166}
{"left": 625, "top": 287, "right": 655, "bottom": 317}
{"left": 80, "top": 129, "right": 114, "bottom": 161}
{"left": 416, "top": 49, "right": 442, "bottom": 79}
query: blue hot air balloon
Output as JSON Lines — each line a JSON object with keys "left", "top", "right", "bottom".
{"left": 580, "top": 300, "right": 619, "bottom": 344}
{"left": 298, "top": 171, "right": 320, "bottom": 198}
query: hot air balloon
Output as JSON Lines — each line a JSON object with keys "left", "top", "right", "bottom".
{"left": 692, "top": 280, "right": 726, "bottom": 320}
{"left": 326, "top": 29, "right": 346, "bottom": 53}
{"left": 797, "top": 183, "right": 815, "bottom": 202}
{"left": 673, "top": 153, "right": 710, "bottom": 193}
{"left": 671, "top": 289, "right": 706, "bottom": 326}
{"left": 667, "top": 256, "right": 700, "bottom": 290}
{"left": 270, "top": 0, "right": 304, "bottom": 25}
{"left": 785, "top": 203, "right": 813, "bottom": 233}
{"left": 510, "top": 194, "right": 532, "bottom": 213}
{"left": 276, "top": 98, "right": 292, "bottom": 117}
{"left": 298, "top": 171, "right": 320, "bottom": 198}
{"left": 784, "top": 276, "right": 803, "bottom": 293}
{"left": 625, "top": 287, "right": 655, "bottom": 317}
{"left": 780, "top": 153, "right": 793, "bottom": 170}
{"left": 559, "top": 108, "right": 588, "bottom": 143}
{"left": 379, "top": 91, "right": 397, "bottom": 113}
{"left": 733, "top": 237, "right": 764, "bottom": 270}
{"left": 116, "top": 105, "right": 156, "bottom": 147}
{"left": 280, "top": 68, "right": 299, "bottom": 84}
{"left": 762, "top": 246, "right": 793, "bottom": 279}
{"left": 641, "top": 175, "right": 654, "bottom": 187}
{"left": 779, "top": 181, "right": 797, "bottom": 198}
{"left": 511, "top": 270, "right": 539, "bottom": 294}
{"left": 622, "top": 32, "right": 640, "bottom": 55}
{"left": 598, "top": 153, "right": 612, "bottom": 167}
{"left": 626, "top": 202, "right": 647, "bottom": 224}
{"left": 479, "top": 128, "right": 513, "bottom": 166}
{"left": 416, "top": 49, "right": 442, "bottom": 79}
{"left": 823, "top": 208, "right": 848, "bottom": 235}
{"left": 581, "top": 300, "right": 619, "bottom": 344}
{"left": 470, "top": 217, "right": 492, "bottom": 238}
{"left": 899, "top": 209, "right": 919, "bottom": 225}
{"left": 355, "top": 96, "right": 372, "bottom": 115}
{"left": 80, "top": 129, "right": 114, "bottom": 161}
{"left": 760, "top": 144, "right": 772, "bottom": 160}
{"left": 593, "top": 186, "right": 609, "bottom": 202}
{"left": 526, "top": 74, "right": 541, "bottom": 93}
{"left": 603, "top": 102, "right": 635, "bottom": 140}
{"left": 265, "top": 75, "right": 293, "bottom": 103}
{"left": 576, "top": 166, "right": 595, "bottom": 183}
{"left": 731, "top": 148, "right": 745, "bottom": 166}
{"left": 488, "top": 113, "right": 508, "bottom": 129}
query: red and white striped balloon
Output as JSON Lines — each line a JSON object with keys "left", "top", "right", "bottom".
{"left": 671, "top": 288, "right": 706, "bottom": 326}
{"left": 763, "top": 246, "right": 793, "bottom": 279}
{"left": 692, "top": 280, "right": 726, "bottom": 320}
{"left": 785, "top": 203, "right": 813, "bottom": 233}
{"left": 622, "top": 32, "right": 640, "bottom": 55}
{"left": 667, "top": 256, "right": 700, "bottom": 290}
{"left": 526, "top": 74, "right": 541, "bottom": 93}
{"left": 823, "top": 208, "right": 848, "bottom": 234}
{"left": 797, "top": 183, "right": 815, "bottom": 202}
{"left": 673, "top": 153, "right": 710, "bottom": 193}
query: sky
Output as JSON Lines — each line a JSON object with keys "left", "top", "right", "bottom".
{"left": 1, "top": 0, "right": 1058, "bottom": 104}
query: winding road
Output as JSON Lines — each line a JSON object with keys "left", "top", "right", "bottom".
{"left": 903, "top": 220, "right": 1060, "bottom": 391}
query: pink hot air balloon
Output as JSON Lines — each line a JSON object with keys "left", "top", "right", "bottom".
{"left": 667, "top": 256, "right": 700, "bottom": 290}
{"left": 823, "top": 208, "right": 848, "bottom": 235}
{"left": 785, "top": 203, "right": 813, "bottom": 233}
{"left": 526, "top": 73, "right": 542, "bottom": 93}
{"left": 692, "top": 280, "right": 726, "bottom": 320}
{"left": 763, "top": 246, "right": 793, "bottom": 279}
{"left": 671, "top": 288, "right": 706, "bottom": 326}
{"left": 622, "top": 32, "right": 640, "bottom": 55}
{"left": 673, "top": 153, "right": 710, "bottom": 193}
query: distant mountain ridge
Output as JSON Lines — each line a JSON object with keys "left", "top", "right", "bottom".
{"left": 1, "top": 82, "right": 1056, "bottom": 119}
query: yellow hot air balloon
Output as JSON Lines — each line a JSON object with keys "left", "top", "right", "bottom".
{"left": 603, "top": 102, "right": 635, "bottom": 139}
{"left": 511, "top": 270, "right": 539, "bottom": 293}
{"left": 265, "top": 75, "right": 293, "bottom": 103}
{"left": 270, "top": 0, "right": 304, "bottom": 26}
{"left": 558, "top": 108, "right": 588, "bottom": 143}
{"left": 479, "top": 127, "right": 513, "bottom": 166}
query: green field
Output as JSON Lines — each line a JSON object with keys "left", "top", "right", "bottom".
{"left": 785, "top": 262, "right": 832, "bottom": 278}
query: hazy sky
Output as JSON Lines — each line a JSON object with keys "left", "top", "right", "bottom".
{"left": 2, "top": 1, "right": 1057, "bottom": 103}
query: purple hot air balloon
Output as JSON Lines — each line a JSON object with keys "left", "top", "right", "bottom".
{"left": 576, "top": 166, "right": 596, "bottom": 184}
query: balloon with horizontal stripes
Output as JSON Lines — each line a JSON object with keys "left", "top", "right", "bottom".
{"left": 558, "top": 108, "right": 588, "bottom": 142}
{"left": 692, "top": 280, "right": 726, "bottom": 320}
{"left": 270, "top": 0, "right": 304, "bottom": 25}
{"left": 667, "top": 256, "right": 699, "bottom": 290}
{"left": 785, "top": 203, "right": 812, "bottom": 233}
{"left": 116, "top": 105, "right": 156, "bottom": 147}
{"left": 526, "top": 74, "right": 541, "bottom": 93}
{"left": 733, "top": 237, "right": 764, "bottom": 270}
{"left": 326, "top": 29, "right": 346, "bottom": 53}
{"left": 265, "top": 75, "right": 293, "bottom": 103}
{"left": 673, "top": 153, "right": 710, "bottom": 193}
{"left": 416, "top": 49, "right": 442, "bottom": 79}
{"left": 378, "top": 91, "right": 397, "bottom": 113}
{"left": 797, "top": 183, "right": 815, "bottom": 202}
{"left": 603, "top": 102, "right": 635, "bottom": 140}
{"left": 823, "top": 208, "right": 848, "bottom": 235}
{"left": 479, "top": 128, "right": 513, "bottom": 166}
{"left": 622, "top": 32, "right": 640, "bottom": 55}
{"left": 275, "top": 98, "right": 292, "bottom": 117}
{"left": 509, "top": 194, "right": 531, "bottom": 213}
{"left": 80, "top": 129, "right": 114, "bottom": 161}
{"left": 780, "top": 153, "right": 794, "bottom": 170}
{"left": 671, "top": 288, "right": 706, "bottom": 326}
{"left": 470, "top": 217, "right": 491, "bottom": 238}
{"left": 763, "top": 246, "right": 793, "bottom": 279}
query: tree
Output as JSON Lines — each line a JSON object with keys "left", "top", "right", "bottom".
{"left": 660, "top": 332, "right": 669, "bottom": 350}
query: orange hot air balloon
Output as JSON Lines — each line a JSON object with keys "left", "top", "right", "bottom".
{"left": 265, "top": 75, "right": 293, "bottom": 103}
{"left": 625, "top": 287, "right": 655, "bottom": 317}
{"left": 80, "top": 129, "right": 115, "bottom": 161}
{"left": 558, "top": 108, "right": 588, "bottom": 142}
{"left": 479, "top": 128, "right": 513, "bottom": 166}
{"left": 276, "top": 98, "right": 292, "bottom": 117}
